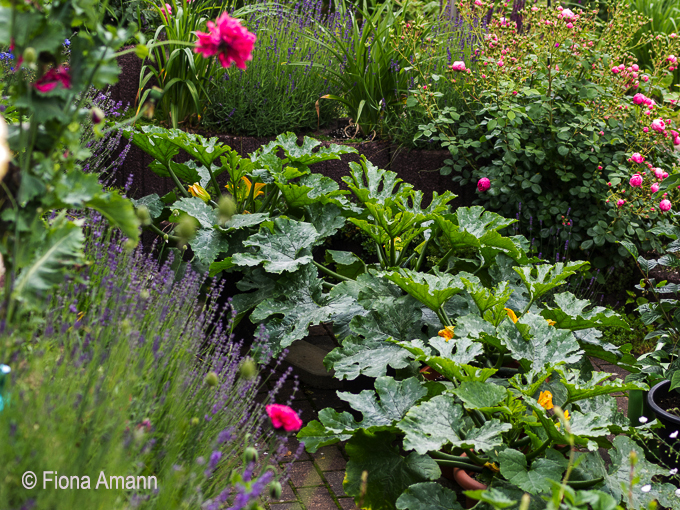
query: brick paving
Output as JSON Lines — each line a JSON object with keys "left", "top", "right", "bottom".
{"left": 261, "top": 327, "right": 632, "bottom": 510}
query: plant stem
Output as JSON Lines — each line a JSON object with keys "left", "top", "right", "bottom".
{"left": 415, "top": 237, "right": 430, "bottom": 272}
{"left": 433, "top": 459, "right": 484, "bottom": 472}
{"left": 313, "top": 261, "right": 350, "bottom": 282}
{"left": 525, "top": 438, "right": 551, "bottom": 462}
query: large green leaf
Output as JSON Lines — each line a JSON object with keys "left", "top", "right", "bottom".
{"left": 297, "top": 409, "right": 357, "bottom": 452}
{"left": 191, "top": 229, "right": 230, "bottom": 265}
{"left": 342, "top": 157, "right": 413, "bottom": 204}
{"left": 398, "top": 395, "right": 511, "bottom": 454}
{"left": 339, "top": 376, "right": 428, "bottom": 429}
{"left": 451, "top": 381, "right": 508, "bottom": 410}
{"left": 574, "top": 436, "right": 678, "bottom": 508}
{"left": 499, "top": 448, "right": 568, "bottom": 495}
{"left": 278, "top": 174, "right": 349, "bottom": 208}
{"left": 251, "top": 265, "right": 357, "bottom": 350}
{"left": 382, "top": 269, "right": 465, "bottom": 311}
{"left": 455, "top": 206, "right": 516, "bottom": 237}
{"left": 232, "top": 217, "right": 320, "bottom": 273}
{"left": 556, "top": 368, "right": 648, "bottom": 403}
{"left": 13, "top": 215, "right": 85, "bottom": 307}
{"left": 396, "top": 337, "right": 488, "bottom": 381}
{"left": 349, "top": 294, "right": 426, "bottom": 343}
{"left": 86, "top": 190, "right": 140, "bottom": 243}
{"left": 257, "top": 132, "right": 357, "bottom": 170}
{"left": 164, "top": 130, "right": 233, "bottom": 168}
{"left": 132, "top": 194, "right": 164, "bottom": 219}
{"left": 396, "top": 482, "right": 464, "bottom": 510}
{"left": 498, "top": 313, "right": 582, "bottom": 374}
{"left": 220, "top": 212, "right": 270, "bottom": 231}
{"left": 123, "top": 125, "right": 179, "bottom": 167}
{"left": 173, "top": 197, "right": 217, "bottom": 229}
{"left": 541, "top": 292, "right": 628, "bottom": 331}
{"left": 513, "top": 261, "right": 589, "bottom": 302}
{"left": 304, "top": 202, "right": 346, "bottom": 241}
{"left": 344, "top": 430, "right": 441, "bottom": 510}
{"left": 324, "top": 337, "right": 413, "bottom": 380}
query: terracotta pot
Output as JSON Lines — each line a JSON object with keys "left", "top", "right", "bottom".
{"left": 451, "top": 453, "right": 488, "bottom": 509}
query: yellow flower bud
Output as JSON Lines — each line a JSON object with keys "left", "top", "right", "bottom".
{"left": 188, "top": 183, "right": 211, "bottom": 203}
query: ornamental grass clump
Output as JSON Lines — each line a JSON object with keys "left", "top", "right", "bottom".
{"left": 0, "top": 217, "right": 301, "bottom": 509}
{"left": 402, "top": 0, "right": 680, "bottom": 264}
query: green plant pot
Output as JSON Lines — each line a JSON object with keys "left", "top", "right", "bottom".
{"left": 628, "top": 389, "right": 652, "bottom": 427}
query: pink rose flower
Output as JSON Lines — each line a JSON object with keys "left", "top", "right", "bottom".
{"left": 651, "top": 183, "right": 660, "bottom": 192}
{"left": 652, "top": 118, "right": 666, "bottom": 132}
{"left": 654, "top": 168, "right": 664, "bottom": 179}
{"left": 34, "top": 66, "right": 71, "bottom": 93}
{"left": 629, "top": 174, "right": 643, "bottom": 187}
{"left": 561, "top": 8, "right": 575, "bottom": 19}
{"left": 617, "top": 199, "right": 625, "bottom": 207}
{"left": 630, "top": 153, "right": 644, "bottom": 164}
{"left": 643, "top": 127, "right": 649, "bottom": 133}
{"left": 674, "top": 136, "right": 680, "bottom": 145}
{"left": 660, "top": 199, "right": 672, "bottom": 212}
{"left": 477, "top": 177, "right": 491, "bottom": 192}
{"left": 611, "top": 67, "right": 619, "bottom": 74}
{"left": 663, "top": 171, "right": 669, "bottom": 179}
{"left": 669, "top": 55, "right": 678, "bottom": 64}
{"left": 633, "top": 93, "right": 646, "bottom": 105}
{"left": 194, "top": 13, "right": 256, "bottom": 69}
{"left": 266, "top": 404, "right": 303, "bottom": 432}
{"left": 642, "top": 75, "right": 649, "bottom": 82}
{"left": 451, "top": 61, "right": 466, "bottom": 71}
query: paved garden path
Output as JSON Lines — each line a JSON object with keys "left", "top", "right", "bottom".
{"left": 262, "top": 330, "right": 632, "bottom": 510}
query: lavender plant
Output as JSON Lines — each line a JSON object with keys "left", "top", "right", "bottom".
{"left": 0, "top": 215, "right": 301, "bottom": 509}
{"left": 204, "top": 0, "right": 339, "bottom": 137}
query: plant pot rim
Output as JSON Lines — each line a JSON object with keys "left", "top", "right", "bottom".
{"left": 648, "top": 379, "right": 680, "bottom": 426}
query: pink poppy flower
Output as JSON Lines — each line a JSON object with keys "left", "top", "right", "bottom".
{"left": 34, "top": 66, "right": 71, "bottom": 93}
{"left": 629, "top": 174, "right": 643, "bottom": 187}
{"left": 660, "top": 199, "right": 672, "bottom": 212}
{"left": 266, "top": 404, "right": 303, "bottom": 432}
{"left": 194, "top": 13, "right": 256, "bottom": 69}
{"left": 477, "top": 177, "right": 491, "bottom": 192}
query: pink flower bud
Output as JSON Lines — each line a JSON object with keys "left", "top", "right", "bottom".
{"left": 617, "top": 199, "right": 625, "bottom": 207}
{"left": 643, "top": 127, "right": 649, "bottom": 133}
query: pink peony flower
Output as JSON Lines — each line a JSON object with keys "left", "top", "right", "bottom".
{"left": 194, "top": 13, "right": 256, "bottom": 69}
{"left": 675, "top": 136, "right": 680, "bottom": 145}
{"left": 561, "top": 8, "right": 575, "bottom": 19}
{"left": 474, "top": 0, "right": 483, "bottom": 5}
{"left": 632, "top": 64, "right": 639, "bottom": 71}
{"left": 652, "top": 118, "right": 666, "bottom": 132}
{"left": 477, "top": 177, "right": 491, "bottom": 192}
{"left": 664, "top": 171, "right": 669, "bottom": 178}
{"left": 266, "top": 404, "right": 302, "bottom": 432}
{"left": 611, "top": 67, "right": 619, "bottom": 74}
{"left": 34, "top": 66, "right": 71, "bottom": 93}
{"left": 642, "top": 75, "right": 649, "bottom": 82}
{"left": 629, "top": 174, "right": 643, "bottom": 187}
{"left": 669, "top": 55, "right": 678, "bottom": 64}
{"left": 643, "top": 127, "right": 649, "bottom": 133}
{"left": 651, "top": 183, "right": 660, "bottom": 192}
{"left": 631, "top": 153, "right": 644, "bottom": 164}
{"left": 617, "top": 199, "right": 625, "bottom": 207}
{"left": 451, "top": 61, "right": 466, "bottom": 71}
{"left": 660, "top": 199, "right": 672, "bottom": 212}
{"left": 654, "top": 168, "right": 664, "bottom": 179}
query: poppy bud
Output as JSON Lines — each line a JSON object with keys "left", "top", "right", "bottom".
{"left": 136, "top": 205, "right": 152, "bottom": 226}
{"left": 205, "top": 371, "right": 219, "bottom": 387}
{"left": 269, "top": 481, "right": 282, "bottom": 499}
{"left": 239, "top": 357, "right": 257, "bottom": 380}
{"left": 91, "top": 106, "right": 105, "bottom": 125}
{"left": 218, "top": 195, "right": 237, "bottom": 223}
{"left": 245, "top": 447, "right": 258, "bottom": 463}
{"left": 23, "top": 47, "right": 37, "bottom": 64}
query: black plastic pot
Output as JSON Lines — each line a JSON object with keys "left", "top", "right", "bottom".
{"left": 647, "top": 380, "right": 680, "bottom": 468}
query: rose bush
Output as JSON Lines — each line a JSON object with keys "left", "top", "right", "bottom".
{"left": 401, "top": 0, "right": 680, "bottom": 265}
